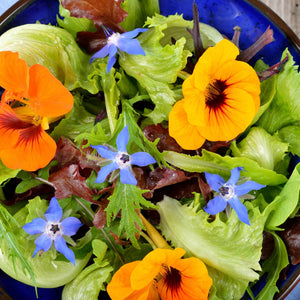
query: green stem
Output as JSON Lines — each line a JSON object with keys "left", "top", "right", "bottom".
{"left": 178, "top": 70, "right": 191, "bottom": 81}
{"left": 0, "top": 187, "right": 5, "bottom": 201}
{"left": 75, "top": 197, "right": 124, "bottom": 264}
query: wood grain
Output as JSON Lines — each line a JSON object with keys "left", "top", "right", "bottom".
{"left": 260, "top": 0, "right": 300, "bottom": 36}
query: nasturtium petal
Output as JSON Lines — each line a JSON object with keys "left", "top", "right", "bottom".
{"left": 28, "top": 64, "right": 74, "bottom": 118}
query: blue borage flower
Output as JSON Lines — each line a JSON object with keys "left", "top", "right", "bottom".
{"left": 23, "top": 197, "right": 82, "bottom": 265}
{"left": 90, "top": 26, "right": 147, "bottom": 73}
{"left": 91, "top": 125, "right": 156, "bottom": 185}
{"left": 204, "top": 167, "right": 265, "bottom": 225}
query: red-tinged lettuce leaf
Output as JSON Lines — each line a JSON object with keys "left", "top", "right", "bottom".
{"left": 76, "top": 31, "right": 107, "bottom": 54}
{"left": 54, "top": 137, "right": 100, "bottom": 172}
{"left": 49, "top": 164, "right": 95, "bottom": 202}
{"left": 93, "top": 205, "right": 107, "bottom": 229}
{"left": 61, "top": 0, "right": 127, "bottom": 31}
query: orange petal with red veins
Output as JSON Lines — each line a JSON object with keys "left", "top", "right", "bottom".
{"left": 131, "top": 248, "right": 185, "bottom": 291}
{"left": 0, "top": 125, "right": 56, "bottom": 171}
{"left": 28, "top": 64, "right": 73, "bottom": 118}
{"left": 0, "top": 104, "right": 24, "bottom": 149}
{"left": 169, "top": 100, "right": 205, "bottom": 150}
{"left": 107, "top": 261, "right": 141, "bottom": 300}
{"left": 157, "top": 257, "right": 212, "bottom": 300}
{"left": 0, "top": 51, "right": 29, "bottom": 97}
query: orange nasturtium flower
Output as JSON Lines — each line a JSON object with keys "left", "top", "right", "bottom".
{"left": 0, "top": 51, "right": 73, "bottom": 171}
{"left": 169, "top": 39, "right": 261, "bottom": 150}
{"left": 107, "top": 247, "right": 212, "bottom": 300}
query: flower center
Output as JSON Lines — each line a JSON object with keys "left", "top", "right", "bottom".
{"left": 219, "top": 184, "right": 235, "bottom": 200}
{"left": 115, "top": 151, "right": 132, "bottom": 169}
{"left": 46, "top": 222, "right": 62, "bottom": 240}
{"left": 108, "top": 32, "right": 121, "bottom": 45}
{"left": 162, "top": 265, "right": 182, "bottom": 293}
{"left": 205, "top": 79, "right": 228, "bottom": 110}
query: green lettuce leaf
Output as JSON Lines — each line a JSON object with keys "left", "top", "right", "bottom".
{"left": 62, "top": 240, "right": 113, "bottom": 300}
{"left": 51, "top": 92, "right": 96, "bottom": 142}
{"left": 119, "top": 17, "right": 191, "bottom": 123}
{"left": 0, "top": 160, "right": 19, "bottom": 185}
{"left": 0, "top": 197, "right": 92, "bottom": 288}
{"left": 120, "top": 0, "right": 160, "bottom": 31}
{"left": 163, "top": 150, "right": 287, "bottom": 186}
{"left": 255, "top": 232, "right": 289, "bottom": 300}
{"left": 278, "top": 125, "right": 300, "bottom": 156}
{"left": 144, "top": 14, "right": 223, "bottom": 51}
{"left": 158, "top": 196, "right": 268, "bottom": 299}
{"left": 264, "top": 163, "right": 300, "bottom": 230}
{"left": 258, "top": 49, "right": 300, "bottom": 133}
{"left": 57, "top": 1, "right": 96, "bottom": 38}
{"left": 230, "top": 127, "right": 289, "bottom": 172}
{"left": 0, "top": 24, "right": 99, "bottom": 93}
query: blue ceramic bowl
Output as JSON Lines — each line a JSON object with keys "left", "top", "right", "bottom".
{"left": 0, "top": 0, "right": 299, "bottom": 299}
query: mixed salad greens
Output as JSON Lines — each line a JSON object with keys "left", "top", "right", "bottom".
{"left": 0, "top": 0, "right": 300, "bottom": 299}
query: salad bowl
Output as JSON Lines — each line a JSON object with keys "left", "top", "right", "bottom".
{"left": 0, "top": 0, "right": 300, "bottom": 300}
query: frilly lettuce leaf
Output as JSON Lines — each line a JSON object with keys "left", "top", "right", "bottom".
{"left": 144, "top": 13, "right": 223, "bottom": 51}
{"left": 51, "top": 92, "right": 96, "bottom": 142}
{"left": 278, "top": 125, "right": 300, "bottom": 156}
{"left": 62, "top": 240, "right": 113, "bottom": 300}
{"left": 230, "top": 127, "right": 289, "bottom": 173}
{"left": 0, "top": 24, "right": 99, "bottom": 94}
{"left": 0, "top": 160, "right": 19, "bottom": 185}
{"left": 120, "top": 0, "right": 160, "bottom": 31}
{"left": 57, "top": 1, "right": 96, "bottom": 38}
{"left": 119, "top": 17, "right": 192, "bottom": 123}
{"left": 0, "top": 196, "right": 92, "bottom": 288}
{"left": 163, "top": 150, "right": 287, "bottom": 186}
{"left": 264, "top": 163, "right": 300, "bottom": 230}
{"left": 157, "top": 196, "right": 268, "bottom": 299}
{"left": 258, "top": 49, "right": 300, "bottom": 133}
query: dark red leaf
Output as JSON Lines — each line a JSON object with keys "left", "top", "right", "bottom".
{"left": 93, "top": 205, "right": 107, "bottom": 229}
{"left": 143, "top": 124, "right": 183, "bottom": 153}
{"left": 61, "top": 0, "right": 127, "bottom": 31}
{"left": 54, "top": 137, "right": 100, "bottom": 172}
{"left": 279, "top": 217, "right": 300, "bottom": 265}
{"left": 49, "top": 164, "right": 95, "bottom": 202}
{"left": 76, "top": 31, "right": 107, "bottom": 54}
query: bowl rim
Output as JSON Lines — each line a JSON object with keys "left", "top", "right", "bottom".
{"left": 0, "top": 0, "right": 300, "bottom": 299}
{"left": 0, "top": 0, "right": 300, "bottom": 55}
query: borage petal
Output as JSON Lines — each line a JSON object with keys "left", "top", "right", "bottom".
{"left": 90, "top": 44, "right": 109, "bottom": 62}
{"left": 107, "top": 45, "right": 118, "bottom": 73}
{"left": 235, "top": 181, "right": 266, "bottom": 197}
{"left": 204, "top": 195, "right": 227, "bottom": 215}
{"left": 23, "top": 218, "right": 47, "bottom": 235}
{"left": 121, "top": 28, "right": 148, "bottom": 39}
{"left": 61, "top": 217, "right": 82, "bottom": 236}
{"left": 45, "top": 197, "right": 63, "bottom": 222}
{"left": 227, "top": 167, "right": 243, "bottom": 186}
{"left": 0, "top": 124, "right": 56, "bottom": 171}
{"left": 119, "top": 167, "right": 137, "bottom": 185}
{"left": 204, "top": 172, "right": 226, "bottom": 192}
{"left": 116, "top": 125, "right": 129, "bottom": 152}
{"left": 54, "top": 235, "right": 76, "bottom": 265}
{"left": 92, "top": 144, "right": 116, "bottom": 160}
{"left": 131, "top": 152, "right": 156, "bottom": 167}
{"left": 117, "top": 38, "right": 146, "bottom": 55}
{"left": 95, "top": 162, "right": 119, "bottom": 183}
{"left": 33, "top": 233, "right": 52, "bottom": 257}
{"left": 228, "top": 196, "right": 250, "bottom": 225}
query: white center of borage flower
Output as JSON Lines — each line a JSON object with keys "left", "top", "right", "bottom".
{"left": 108, "top": 32, "right": 121, "bottom": 46}
{"left": 219, "top": 184, "right": 235, "bottom": 201}
{"left": 46, "top": 221, "right": 62, "bottom": 240}
{"left": 115, "top": 151, "right": 132, "bottom": 169}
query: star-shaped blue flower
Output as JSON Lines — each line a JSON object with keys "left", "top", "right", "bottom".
{"left": 90, "top": 27, "right": 147, "bottom": 73}
{"left": 91, "top": 125, "right": 156, "bottom": 185}
{"left": 23, "top": 197, "right": 82, "bottom": 265}
{"left": 204, "top": 167, "right": 265, "bottom": 225}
